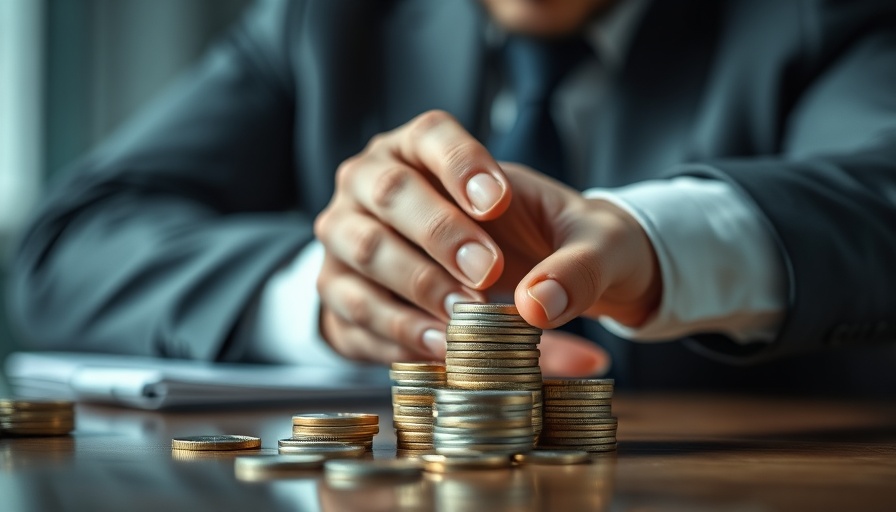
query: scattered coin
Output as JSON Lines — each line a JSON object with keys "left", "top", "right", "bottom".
{"left": 171, "top": 435, "right": 261, "bottom": 451}
{"left": 277, "top": 439, "right": 367, "bottom": 458}
{"left": 512, "top": 450, "right": 590, "bottom": 465}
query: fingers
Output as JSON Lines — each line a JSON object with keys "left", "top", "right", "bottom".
{"left": 538, "top": 330, "right": 611, "bottom": 377}
{"left": 514, "top": 199, "right": 661, "bottom": 329}
{"left": 396, "top": 110, "right": 512, "bottom": 219}
{"left": 318, "top": 257, "right": 449, "bottom": 361}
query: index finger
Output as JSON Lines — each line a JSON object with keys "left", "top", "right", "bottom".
{"left": 395, "top": 110, "right": 512, "bottom": 220}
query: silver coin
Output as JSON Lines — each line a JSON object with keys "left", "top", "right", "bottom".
{"left": 445, "top": 334, "right": 542, "bottom": 343}
{"left": 276, "top": 440, "right": 367, "bottom": 458}
{"left": 433, "top": 426, "right": 534, "bottom": 437}
{"left": 448, "top": 319, "right": 537, "bottom": 328}
{"left": 434, "top": 389, "right": 533, "bottom": 406}
{"left": 452, "top": 303, "right": 518, "bottom": 315}
{"left": 432, "top": 402, "right": 533, "bottom": 415}
{"left": 446, "top": 366, "right": 541, "bottom": 375}
{"left": 434, "top": 434, "right": 535, "bottom": 445}
{"left": 324, "top": 459, "right": 423, "bottom": 480}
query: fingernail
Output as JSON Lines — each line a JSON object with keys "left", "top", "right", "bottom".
{"left": 527, "top": 279, "right": 568, "bottom": 321}
{"left": 456, "top": 242, "right": 496, "bottom": 286}
{"left": 422, "top": 329, "right": 446, "bottom": 358}
{"left": 466, "top": 173, "right": 503, "bottom": 213}
{"left": 444, "top": 292, "right": 470, "bottom": 317}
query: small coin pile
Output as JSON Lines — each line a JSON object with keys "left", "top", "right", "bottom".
{"left": 291, "top": 413, "right": 379, "bottom": 451}
{"left": 433, "top": 389, "right": 534, "bottom": 454}
{"left": 390, "top": 362, "right": 445, "bottom": 452}
{"left": 0, "top": 399, "right": 75, "bottom": 436}
{"left": 539, "top": 379, "right": 617, "bottom": 452}
{"left": 446, "top": 303, "right": 543, "bottom": 437}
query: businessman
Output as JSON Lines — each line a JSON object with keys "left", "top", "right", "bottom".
{"left": 9, "top": 0, "right": 896, "bottom": 392}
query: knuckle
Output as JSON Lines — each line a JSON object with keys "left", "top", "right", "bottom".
{"left": 408, "top": 264, "right": 442, "bottom": 303}
{"left": 313, "top": 209, "right": 332, "bottom": 241}
{"left": 371, "top": 166, "right": 411, "bottom": 209}
{"left": 441, "top": 140, "right": 483, "bottom": 177}
{"left": 341, "top": 288, "right": 373, "bottom": 328}
{"left": 420, "top": 208, "right": 458, "bottom": 245}
{"left": 411, "top": 110, "right": 454, "bottom": 135}
{"left": 335, "top": 156, "right": 361, "bottom": 190}
{"left": 350, "top": 224, "right": 383, "bottom": 268}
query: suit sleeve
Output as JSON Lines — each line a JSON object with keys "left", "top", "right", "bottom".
{"left": 680, "top": 10, "right": 896, "bottom": 364}
{"left": 8, "top": 0, "right": 311, "bottom": 360}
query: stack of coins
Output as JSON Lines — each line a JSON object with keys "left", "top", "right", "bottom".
{"left": 445, "top": 303, "right": 543, "bottom": 437}
{"left": 390, "top": 362, "right": 446, "bottom": 452}
{"left": 0, "top": 399, "right": 75, "bottom": 436}
{"left": 291, "top": 413, "right": 379, "bottom": 451}
{"left": 433, "top": 389, "right": 534, "bottom": 454}
{"left": 539, "top": 379, "right": 617, "bottom": 452}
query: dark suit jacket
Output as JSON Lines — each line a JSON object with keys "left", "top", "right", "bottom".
{"left": 9, "top": 0, "right": 896, "bottom": 393}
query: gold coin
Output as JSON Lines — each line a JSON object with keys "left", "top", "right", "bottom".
{"left": 393, "top": 422, "right": 432, "bottom": 433}
{"left": 446, "top": 335, "right": 541, "bottom": 344}
{"left": 448, "top": 381, "right": 542, "bottom": 391}
{"left": 1, "top": 426, "right": 73, "bottom": 436}
{"left": 446, "top": 366, "right": 541, "bottom": 375}
{"left": 452, "top": 303, "right": 518, "bottom": 315}
{"left": 434, "top": 389, "right": 533, "bottom": 405}
{"left": 0, "top": 419, "right": 75, "bottom": 430}
{"left": 538, "top": 443, "right": 617, "bottom": 453}
{"left": 391, "top": 362, "right": 446, "bottom": 372}
{"left": 393, "top": 414, "right": 434, "bottom": 425}
{"left": 393, "top": 405, "right": 431, "bottom": 416}
{"left": 421, "top": 453, "right": 512, "bottom": 473}
{"left": 291, "top": 413, "right": 378, "bottom": 427}
{"left": 171, "top": 435, "right": 261, "bottom": 451}
{"left": 292, "top": 425, "right": 380, "bottom": 435}
{"left": 448, "top": 373, "right": 542, "bottom": 383}
{"left": 392, "top": 395, "right": 436, "bottom": 407}
{"left": 513, "top": 450, "right": 590, "bottom": 465}
{"left": 0, "top": 399, "right": 74, "bottom": 411}
{"left": 542, "top": 413, "right": 613, "bottom": 423}
{"left": 397, "top": 441, "right": 435, "bottom": 450}
{"left": 389, "top": 370, "right": 447, "bottom": 382}
{"left": 291, "top": 431, "right": 377, "bottom": 441}
{"left": 444, "top": 357, "right": 540, "bottom": 367}
{"left": 397, "top": 431, "right": 434, "bottom": 443}
{"left": 445, "top": 350, "right": 541, "bottom": 359}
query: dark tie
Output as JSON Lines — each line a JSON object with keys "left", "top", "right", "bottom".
{"left": 488, "top": 35, "right": 592, "bottom": 181}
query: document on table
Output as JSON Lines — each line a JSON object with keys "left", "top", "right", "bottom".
{"left": 3, "top": 351, "right": 390, "bottom": 410}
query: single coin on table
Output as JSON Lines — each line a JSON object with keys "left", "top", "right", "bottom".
{"left": 171, "top": 435, "right": 261, "bottom": 451}
{"left": 276, "top": 439, "right": 367, "bottom": 458}
{"left": 512, "top": 450, "right": 590, "bottom": 465}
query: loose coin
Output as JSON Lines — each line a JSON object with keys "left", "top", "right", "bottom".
{"left": 421, "top": 453, "right": 512, "bottom": 473}
{"left": 171, "top": 435, "right": 261, "bottom": 451}
{"left": 324, "top": 459, "right": 422, "bottom": 480}
{"left": 277, "top": 440, "right": 367, "bottom": 458}
{"left": 513, "top": 450, "right": 590, "bottom": 465}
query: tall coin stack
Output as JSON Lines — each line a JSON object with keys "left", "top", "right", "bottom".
{"left": 0, "top": 399, "right": 75, "bottom": 436}
{"left": 539, "top": 379, "right": 617, "bottom": 452}
{"left": 291, "top": 413, "right": 379, "bottom": 451}
{"left": 433, "top": 389, "right": 534, "bottom": 454}
{"left": 445, "top": 303, "right": 543, "bottom": 437}
{"left": 390, "top": 362, "right": 446, "bottom": 452}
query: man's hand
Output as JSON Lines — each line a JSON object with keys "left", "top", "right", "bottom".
{"left": 314, "top": 110, "right": 659, "bottom": 375}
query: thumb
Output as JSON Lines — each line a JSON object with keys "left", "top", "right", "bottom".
{"left": 514, "top": 240, "right": 607, "bottom": 329}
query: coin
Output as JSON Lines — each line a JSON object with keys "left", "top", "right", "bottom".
{"left": 542, "top": 378, "right": 615, "bottom": 387}
{"left": 393, "top": 405, "right": 431, "bottom": 415}
{"left": 276, "top": 440, "right": 367, "bottom": 457}
{"left": 446, "top": 352, "right": 541, "bottom": 362}
{"left": 452, "top": 303, "right": 519, "bottom": 315}
{"left": 433, "top": 426, "right": 533, "bottom": 438}
{"left": 324, "top": 459, "right": 423, "bottom": 480}
{"left": 171, "top": 435, "right": 261, "bottom": 451}
{"left": 434, "top": 417, "right": 532, "bottom": 430}
{"left": 539, "top": 428, "right": 618, "bottom": 438}
{"left": 447, "top": 326, "right": 542, "bottom": 335}
{"left": 542, "top": 397, "right": 613, "bottom": 405}
{"left": 421, "top": 453, "right": 512, "bottom": 473}
{"left": 446, "top": 366, "right": 541, "bottom": 376}
{"left": 292, "top": 413, "right": 378, "bottom": 427}
{"left": 446, "top": 335, "right": 541, "bottom": 343}
{"left": 538, "top": 436, "right": 617, "bottom": 445}
{"left": 0, "top": 399, "right": 74, "bottom": 411}
{"left": 432, "top": 403, "right": 533, "bottom": 415}
{"left": 389, "top": 370, "right": 447, "bottom": 382}
{"left": 512, "top": 450, "right": 590, "bottom": 465}
{"left": 447, "top": 372, "right": 542, "bottom": 383}
{"left": 434, "top": 389, "right": 533, "bottom": 406}
{"left": 448, "top": 319, "right": 537, "bottom": 328}
{"left": 444, "top": 357, "right": 540, "bottom": 367}
{"left": 436, "top": 442, "right": 533, "bottom": 454}
{"left": 391, "top": 362, "right": 446, "bottom": 372}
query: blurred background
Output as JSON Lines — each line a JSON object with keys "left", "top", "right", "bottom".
{"left": 0, "top": 0, "right": 251, "bottom": 388}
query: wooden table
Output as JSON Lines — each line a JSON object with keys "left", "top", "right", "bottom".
{"left": 1, "top": 393, "right": 895, "bottom": 511}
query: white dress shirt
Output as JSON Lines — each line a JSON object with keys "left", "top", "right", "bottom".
{"left": 243, "top": 0, "right": 786, "bottom": 365}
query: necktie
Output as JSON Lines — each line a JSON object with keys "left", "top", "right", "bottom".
{"left": 488, "top": 35, "right": 592, "bottom": 181}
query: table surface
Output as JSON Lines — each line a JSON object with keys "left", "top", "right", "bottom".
{"left": 1, "top": 392, "right": 895, "bottom": 511}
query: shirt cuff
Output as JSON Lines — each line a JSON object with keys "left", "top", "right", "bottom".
{"left": 243, "top": 240, "right": 357, "bottom": 367}
{"left": 584, "top": 177, "right": 786, "bottom": 344}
